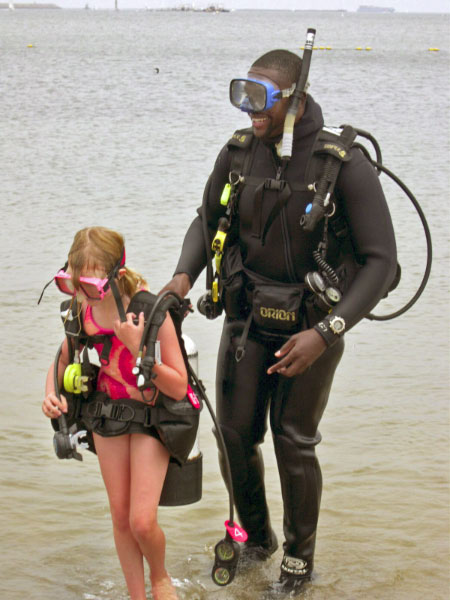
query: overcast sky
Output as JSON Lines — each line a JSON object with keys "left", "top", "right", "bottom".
{"left": 52, "top": 0, "right": 450, "bottom": 12}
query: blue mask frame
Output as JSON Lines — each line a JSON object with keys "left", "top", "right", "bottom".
{"left": 229, "top": 78, "right": 296, "bottom": 113}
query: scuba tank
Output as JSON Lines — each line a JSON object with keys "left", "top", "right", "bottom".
{"left": 158, "top": 334, "right": 202, "bottom": 507}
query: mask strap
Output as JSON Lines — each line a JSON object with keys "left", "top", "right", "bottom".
{"left": 105, "top": 248, "right": 127, "bottom": 322}
{"left": 109, "top": 274, "right": 127, "bottom": 323}
{"left": 37, "top": 278, "right": 54, "bottom": 305}
{"left": 37, "top": 262, "right": 69, "bottom": 305}
{"left": 120, "top": 248, "right": 126, "bottom": 266}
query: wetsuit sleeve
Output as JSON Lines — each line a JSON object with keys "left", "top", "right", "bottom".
{"left": 173, "top": 145, "right": 230, "bottom": 286}
{"left": 314, "top": 148, "right": 398, "bottom": 345}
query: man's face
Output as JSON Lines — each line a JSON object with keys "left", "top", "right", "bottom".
{"left": 246, "top": 66, "right": 294, "bottom": 140}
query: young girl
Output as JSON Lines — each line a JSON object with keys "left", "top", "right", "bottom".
{"left": 42, "top": 226, "right": 187, "bottom": 600}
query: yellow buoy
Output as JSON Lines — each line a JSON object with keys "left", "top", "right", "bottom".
{"left": 356, "top": 47, "right": 363, "bottom": 51}
{"left": 326, "top": 46, "right": 332, "bottom": 50}
{"left": 366, "top": 46, "right": 372, "bottom": 51}
{"left": 428, "top": 47, "right": 440, "bottom": 52}
{"left": 27, "top": 44, "right": 34, "bottom": 48}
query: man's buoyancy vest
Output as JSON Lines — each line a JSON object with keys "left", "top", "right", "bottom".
{"left": 224, "top": 125, "right": 356, "bottom": 259}
{"left": 218, "top": 125, "right": 400, "bottom": 309}
{"left": 53, "top": 292, "right": 202, "bottom": 465}
{"left": 210, "top": 124, "right": 401, "bottom": 357}
{"left": 214, "top": 125, "right": 353, "bottom": 326}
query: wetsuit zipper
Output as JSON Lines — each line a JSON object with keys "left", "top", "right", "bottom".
{"left": 272, "top": 152, "right": 298, "bottom": 283}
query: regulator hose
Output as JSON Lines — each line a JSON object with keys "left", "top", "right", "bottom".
{"left": 365, "top": 158, "right": 432, "bottom": 321}
{"left": 350, "top": 127, "right": 432, "bottom": 321}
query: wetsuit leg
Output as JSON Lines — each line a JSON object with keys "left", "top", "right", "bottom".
{"left": 216, "top": 319, "right": 276, "bottom": 545}
{"left": 270, "top": 337, "right": 344, "bottom": 572}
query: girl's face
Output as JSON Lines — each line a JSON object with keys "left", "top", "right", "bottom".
{"left": 68, "top": 264, "right": 113, "bottom": 303}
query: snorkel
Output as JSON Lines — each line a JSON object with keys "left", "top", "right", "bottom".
{"left": 280, "top": 27, "right": 316, "bottom": 162}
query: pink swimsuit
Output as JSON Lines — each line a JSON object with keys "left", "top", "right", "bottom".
{"left": 83, "top": 304, "right": 143, "bottom": 401}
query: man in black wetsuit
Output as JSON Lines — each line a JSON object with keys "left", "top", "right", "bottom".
{"left": 163, "top": 49, "right": 397, "bottom": 595}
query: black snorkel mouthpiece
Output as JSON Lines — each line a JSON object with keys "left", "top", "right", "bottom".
{"left": 280, "top": 27, "right": 316, "bottom": 161}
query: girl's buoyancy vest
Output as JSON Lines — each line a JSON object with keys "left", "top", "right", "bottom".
{"left": 56, "top": 291, "right": 201, "bottom": 464}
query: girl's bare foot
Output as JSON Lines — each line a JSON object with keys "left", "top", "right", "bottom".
{"left": 152, "top": 575, "right": 178, "bottom": 600}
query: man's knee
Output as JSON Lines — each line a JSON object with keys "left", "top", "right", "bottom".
{"left": 273, "top": 432, "right": 321, "bottom": 465}
{"left": 215, "top": 423, "right": 264, "bottom": 484}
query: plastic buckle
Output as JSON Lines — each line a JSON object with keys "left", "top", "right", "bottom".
{"left": 107, "top": 404, "right": 118, "bottom": 421}
{"left": 108, "top": 404, "right": 134, "bottom": 422}
{"left": 88, "top": 402, "right": 103, "bottom": 418}
{"left": 264, "top": 178, "right": 284, "bottom": 191}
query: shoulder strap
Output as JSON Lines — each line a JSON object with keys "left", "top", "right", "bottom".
{"left": 227, "top": 127, "right": 257, "bottom": 182}
{"left": 130, "top": 291, "right": 192, "bottom": 391}
{"left": 301, "top": 125, "right": 357, "bottom": 233}
{"left": 305, "top": 125, "right": 356, "bottom": 188}
{"left": 227, "top": 127, "right": 254, "bottom": 150}
{"left": 60, "top": 298, "right": 114, "bottom": 366}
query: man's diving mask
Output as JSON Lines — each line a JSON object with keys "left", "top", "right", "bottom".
{"left": 229, "top": 78, "right": 296, "bottom": 113}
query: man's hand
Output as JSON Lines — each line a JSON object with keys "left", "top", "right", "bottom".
{"left": 267, "top": 328, "right": 327, "bottom": 377}
{"left": 159, "top": 273, "right": 191, "bottom": 299}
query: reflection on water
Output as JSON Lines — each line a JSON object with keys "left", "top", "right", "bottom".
{"left": 0, "top": 8, "right": 449, "bottom": 600}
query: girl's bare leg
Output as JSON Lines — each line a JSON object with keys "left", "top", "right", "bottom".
{"left": 94, "top": 433, "right": 147, "bottom": 600}
{"left": 129, "top": 434, "right": 178, "bottom": 599}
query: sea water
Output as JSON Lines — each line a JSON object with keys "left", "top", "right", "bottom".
{"left": 0, "top": 8, "right": 448, "bottom": 599}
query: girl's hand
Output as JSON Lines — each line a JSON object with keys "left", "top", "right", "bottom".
{"left": 42, "top": 391, "right": 68, "bottom": 419}
{"left": 113, "top": 311, "right": 145, "bottom": 357}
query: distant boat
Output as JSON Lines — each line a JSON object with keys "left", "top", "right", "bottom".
{"left": 170, "top": 3, "right": 229, "bottom": 12}
{"left": 202, "top": 5, "right": 229, "bottom": 12}
{"left": 0, "top": 1, "right": 60, "bottom": 8}
{"left": 357, "top": 5, "right": 395, "bottom": 12}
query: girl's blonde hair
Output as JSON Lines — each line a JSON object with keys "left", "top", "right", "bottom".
{"left": 68, "top": 226, "right": 147, "bottom": 297}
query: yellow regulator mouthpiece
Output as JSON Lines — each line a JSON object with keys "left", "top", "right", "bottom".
{"left": 64, "top": 363, "right": 88, "bottom": 394}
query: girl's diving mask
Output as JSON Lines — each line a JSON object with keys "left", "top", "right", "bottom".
{"left": 54, "top": 249, "right": 126, "bottom": 300}
{"left": 55, "top": 268, "right": 112, "bottom": 300}
{"left": 229, "top": 78, "right": 296, "bottom": 113}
